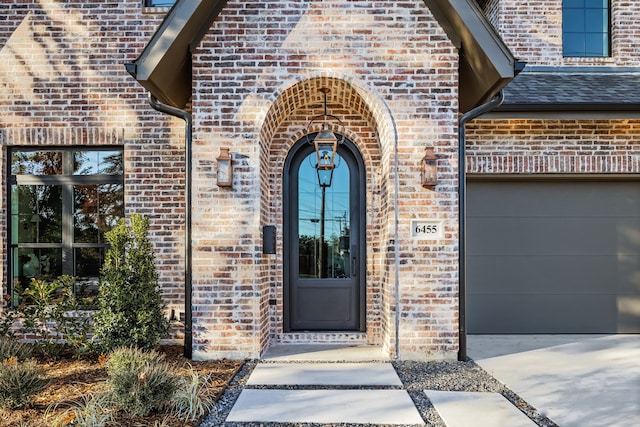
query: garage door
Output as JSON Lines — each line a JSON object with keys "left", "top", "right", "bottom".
{"left": 467, "top": 180, "right": 640, "bottom": 334}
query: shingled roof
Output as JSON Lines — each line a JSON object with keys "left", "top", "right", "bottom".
{"left": 500, "top": 67, "right": 640, "bottom": 112}
{"left": 126, "top": 0, "right": 519, "bottom": 113}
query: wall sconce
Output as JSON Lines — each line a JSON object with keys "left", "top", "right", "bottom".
{"left": 421, "top": 147, "right": 438, "bottom": 188}
{"left": 217, "top": 147, "right": 232, "bottom": 187}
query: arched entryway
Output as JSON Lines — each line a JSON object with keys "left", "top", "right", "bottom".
{"left": 283, "top": 135, "right": 367, "bottom": 332}
{"left": 258, "top": 76, "right": 398, "bottom": 351}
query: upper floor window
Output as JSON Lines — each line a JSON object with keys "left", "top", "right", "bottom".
{"left": 562, "top": 0, "right": 611, "bottom": 57}
{"left": 145, "top": 0, "right": 176, "bottom": 6}
{"left": 9, "top": 148, "right": 124, "bottom": 307}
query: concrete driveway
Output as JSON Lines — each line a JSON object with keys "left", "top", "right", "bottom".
{"left": 467, "top": 335, "right": 640, "bottom": 427}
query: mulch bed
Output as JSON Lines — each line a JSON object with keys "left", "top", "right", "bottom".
{"left": 0, "top": 345, "right": 243, "bottom": 427}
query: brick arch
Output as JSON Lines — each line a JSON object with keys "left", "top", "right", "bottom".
{"left": 258, "top": 76, "right": 396, "bottom": 346}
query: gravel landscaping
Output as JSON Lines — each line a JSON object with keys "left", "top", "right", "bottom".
{"left": 201, "top": 358, "right": 560, "bottom": 427}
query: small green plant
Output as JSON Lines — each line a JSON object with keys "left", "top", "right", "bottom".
{"left": 93, "top": 214, "right": 170, "bottom": 352}
{"left": 18, "top": 275, "right": 92, "bottom": 358}
{"left": 0, "top": 357, "right": 48, "bottom": 409}
{"left": 169, "top": 365, "right": 217, "bottom": 421}
{"left": 50, "top": 392, "right": 113, "bottom": 427}
{"left": 0, "top": 292, "right": 17, "bottom": 338}
{"left": 106, "top": 347, "right": 178, "bottom": 417}
{"left": 0, "top": 336, "right": 32, "bottom": 361}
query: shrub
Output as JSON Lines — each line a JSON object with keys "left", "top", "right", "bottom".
{"left": 106, "top": 347, "right": 178, "bottom": 417}
{"left": 0, "top": 336, "right": 32, "bottom": 362}
{"left": 92, "top": 214, "right": 170, "bottom": 352}
{"left": 0, "top": 357, "right": 48, "bottom": 409}
{"left": 169, "top": 365, "right": 217, "bottom": 421}
{"left": 0, "top": 293, "right": 17, "bottom": 338}
{"left": 18, "top": 275, "right": 92, "bottom": 358}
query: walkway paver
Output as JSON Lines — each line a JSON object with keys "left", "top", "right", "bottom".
{"left": 426, "top": 390, "right": 537, "bottom": 427}
{"left": 226, "top": 359, "right": 424, "bottom": 425}
{"left": 247, "top": 362, "right": 403, "bottom": 386}
{"left": 226, "top": 389, "right": 425, "bottom": 424}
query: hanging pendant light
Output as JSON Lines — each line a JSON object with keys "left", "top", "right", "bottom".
{"left": 305, "top": 88, "right": 345, "bottom": 181}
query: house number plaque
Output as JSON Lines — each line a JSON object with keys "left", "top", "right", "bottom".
{"left": 411, "top": 220, "right": 443, "bottom": 239}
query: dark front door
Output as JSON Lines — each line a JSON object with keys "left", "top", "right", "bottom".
{"left": 284, "top": 137, "right": 366, "bottom": 331}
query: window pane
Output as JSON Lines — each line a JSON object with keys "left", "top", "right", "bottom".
{"left": 74, "top": 150, "right": 123, "bottom": 175}
{"left": 564, "top": 0, "right": 585, "bottom": 7}
{"left": 11, "top": 151, "right": 62, "bottom": 175}
{"left": 564, "top": 33, "right": 586, "bottom": 56}
{"left": 585, "top": 9, "right": 606, "bottom": 30}
{"left": 13, "top": 247, "right": 62, "bottom": 289}
{"left": 298, "top": 153, "right": 350, "bottom": 279}
{"left": 146, "top": 0, "right": 175, "bottom": 6}
{"left": 74, "top": 184, "right": 123, "bottom": 243}
{"left": 585, "top": 32, "right": 608, "bottom": 56}
{"left": 563, "top": 9, "right": 585, "bottom": 33}
{"left": 585, "top": 0, "right": 607, "bottom": 8}
{"left": 75, "top": 247, "right": 103, "bottom": 277}
{"left": 11, "top": 184, "right": 62, "bottom": 244}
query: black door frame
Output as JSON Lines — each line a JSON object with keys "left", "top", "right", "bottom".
{"left": 283, "top": 135, "right": 367, "bottom": 332}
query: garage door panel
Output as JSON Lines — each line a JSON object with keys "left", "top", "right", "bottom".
{"left": 469, "top": 255, "right": 615, "bottom": 294}
{"left": 468, "top": 294, "right": 619, "bottom": 334}
{"left": 618, "top": 254, "right": 640, "bottom": 293}
{"left": 469, "top": 217, "right": 618, "bottom": 255}
{"left": 468, "top": 180, "right": 640, "bottom": 334}
{"left": 469, "top": 181, "right": 639, "bottom": 217}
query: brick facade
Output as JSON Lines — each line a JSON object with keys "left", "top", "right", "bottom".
{"left": 1, "top": 1, "right": 638, "bottom": 360}
{"left": 482, "top": 0, "right": 640, "bottom": 67}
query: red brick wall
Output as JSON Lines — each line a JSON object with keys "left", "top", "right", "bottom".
{"left": 0, "top": 1, "right": 187, "bottom": 325}
{"left": 190, "top": 0, "right": 459, "bottom": 359}
{"left": 467, "top": 119, "right": 640, "bottom": 174}
{"left": 485, "top": 0, "right": 640, "bottom": 66}
{"left": 3, "top": 0, "right": 460, "bottom": 360}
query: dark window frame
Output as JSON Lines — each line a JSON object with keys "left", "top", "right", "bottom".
{"left": 7, "top": 147, "right": 124, "bottom": 307}
{"left": 562, "top": 0, "right": 611, "bottom": 58}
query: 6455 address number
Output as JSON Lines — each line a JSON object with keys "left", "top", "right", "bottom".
{"left": 411, "top": 220, "right": 443, "bottom": 239}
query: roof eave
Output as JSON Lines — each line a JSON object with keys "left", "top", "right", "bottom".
{"left": 424, "top": 0, "right": 520, "bottom": 112}
{"left": 125, "top": 0, "right": 229, "bottom": 108}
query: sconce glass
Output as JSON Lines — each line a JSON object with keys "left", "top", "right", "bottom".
{"left": 217, "top": 147, "right": 232, "bottom": 187}
{"left": 315, "top": 126, "right": 338, "bottom": 171}
{"left": 421, "top": 147, "right": 438, "bottom": 188}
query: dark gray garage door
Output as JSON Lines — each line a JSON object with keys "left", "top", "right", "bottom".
{"left": 468, "top": 180, "right": 640, "bottom": 334}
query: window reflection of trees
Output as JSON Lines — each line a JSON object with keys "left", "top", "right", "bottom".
{"left": 9, "top": 149, "right": 123, "bottom": 307}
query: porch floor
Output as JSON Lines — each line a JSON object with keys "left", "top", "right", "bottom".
{"left": 262, "top": 344, "right": 389, "bottom": 362}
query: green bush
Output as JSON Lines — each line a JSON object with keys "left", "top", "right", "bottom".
{"left": 0, "top": 358, "right": 48, "bottom": 409}
{"left": 92, "top": 214, "right": 170, "bottom": 352}
{"left": 106, "top": 347, "right": 178, "bottom": 417}
{"left": 0, "top": 336, "right": 32, "bottom": 362}
{"left": 18, "top": 275, "right": 92, "bottom": 358}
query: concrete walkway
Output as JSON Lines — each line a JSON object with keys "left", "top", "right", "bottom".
{"left": 469, "top": 334, "right": 640, "bottom": 427}
{"left": 226, "top": 350, "right": 424, "bottom": 425}
{"left": 224, "top": 336, "right": 639, "bottom": 426}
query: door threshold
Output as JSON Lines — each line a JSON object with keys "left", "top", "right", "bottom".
{"left": 262, "top": 344, "right": 388, "bottom": 362}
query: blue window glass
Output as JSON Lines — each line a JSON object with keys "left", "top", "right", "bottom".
{"left": 562, "top": 0, "right": 610, "bottom": 57}
{"left": 146, "top": 0, "right": 175, "bottom": 6}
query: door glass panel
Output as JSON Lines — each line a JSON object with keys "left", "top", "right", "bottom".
{"left": 298, "top": 152, "right": 350, "bottom": 279}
